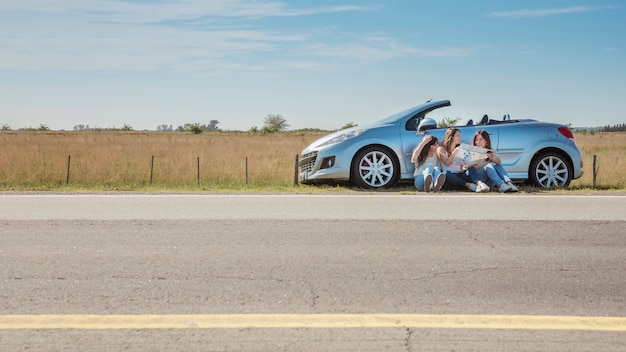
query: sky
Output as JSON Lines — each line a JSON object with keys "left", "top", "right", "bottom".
{"left": 1, "top": 0, "right": 624, "bottom": 131}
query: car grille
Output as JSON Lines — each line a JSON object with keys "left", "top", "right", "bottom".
{"left": 299, "top": 151, "right": 318, "bottom": 173}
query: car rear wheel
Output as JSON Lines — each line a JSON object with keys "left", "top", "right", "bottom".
{"left": 351, "top": 146, "right": 399, "bottom": 189}
{"left": 529, "top": 152, "right": 572, "bottom": 188}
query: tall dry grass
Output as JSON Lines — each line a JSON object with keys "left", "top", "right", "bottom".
{"left": 571, "top": 131, "right": 626, "bottom": 189}
{"left": 0, "top": 130, "right": 325, "bottom": 188}
{"left": 0, "top": 130, "right": 623, "bottom": 190}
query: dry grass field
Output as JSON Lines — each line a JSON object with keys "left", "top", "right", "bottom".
{"left": 0, "top": 130, "right": 624, "bottom": 190}
{"left": 0, "top": 130, "right": 325, "bottom": 189}
{"left": 570, "top": 131, "right": 626, "bottom": 189}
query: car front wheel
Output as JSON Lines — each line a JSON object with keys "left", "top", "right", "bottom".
{"left": 351, "top": 147, "right": 399, "bottom": 189}
{"left": 529, "top": 152, "right": 572, "bottom": 188}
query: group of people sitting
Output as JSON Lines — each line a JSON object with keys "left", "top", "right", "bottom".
{"left": 411, "top": 128, "right": 519, "bottom": 193}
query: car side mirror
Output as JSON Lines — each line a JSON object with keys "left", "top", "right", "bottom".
{"left": 417, "top": 118, "right": 437, "bottom": 135}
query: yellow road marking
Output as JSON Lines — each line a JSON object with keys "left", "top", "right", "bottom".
{"left": 1, "top": 314, "right": 625, "bottom": 331}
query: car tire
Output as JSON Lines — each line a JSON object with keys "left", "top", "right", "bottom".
{"left": 351, "top": 146, "right": 399, "bottom": 189}
{"left": 529, "top": 151, "right": 572, "bottom": 188}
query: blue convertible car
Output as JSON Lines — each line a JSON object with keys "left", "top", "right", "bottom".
{"left": 298, "top": 100, "right": 583, "bottom": 189}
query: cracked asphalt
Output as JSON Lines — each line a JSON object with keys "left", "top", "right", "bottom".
{"left": 1, "top": 194, "right": 625, "bottom": 351}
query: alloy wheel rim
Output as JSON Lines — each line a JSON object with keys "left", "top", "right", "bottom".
{"left": 536, "top": 156, "right": 569, "bottom": 188}
{"left": 359, "top": 151, "right": 394, "bottom": 187}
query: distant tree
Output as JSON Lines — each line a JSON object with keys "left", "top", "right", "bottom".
{"left": 1, "top": 124, "right": 11, "bottom": 131}
{"left": 340, "top": 122, "right": 358, "bottom": 130}
{"left": 205, "top": 120, "right": 220, "bottom": 131}
{"left": 173, "top": 121, "right": 219, "bottom": 133}
{"left": 190, "top": 123, "right": 204, "bottom": 134}
{"left": 262, "top": 114, "right": 289, "bottom": 133}
{"left": 38, "top": 124, "right": 50, "bottom": 131}
{"left": 176, "top": 123, "right": 192, "bottom": 132}
{"left": 438, "top": 117, "right": 460, "bottom": 128}
{"left": 121, "top": 124, "right": 133, "bottom": 131}
{"left": 156, "top": 124, "right": 173, "bottom": 131}
{"left": 73, "top": 124, "right": 90, "bottom": 131}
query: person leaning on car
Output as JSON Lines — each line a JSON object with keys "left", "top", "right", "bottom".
{"left": 467, "top": 130, "right": 519, "bottom": 193}
{"left": 411, "top": 135, "right": 445, "bottom": 192}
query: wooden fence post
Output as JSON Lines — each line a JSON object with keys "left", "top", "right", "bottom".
{"left": 245, "top": 156, "right": 249, "bottom": 186}
{"left": 197, "top": 156, "right": 200, "bottom": 185}
{"left": 66, "top": 155, "right": 71, "bottom": 185}
{"left": 293, "top": 154, "right": 299, "bottom": 186}
{"left": 592, "top": 155, "right": 598, "bottom": 188}
{"left": 150, "top": 155, "right": 155, "bottom": 185}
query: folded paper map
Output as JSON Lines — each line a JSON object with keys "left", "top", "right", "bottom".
{"left": 454, "top": 143, "right": 493, "bottom": 168}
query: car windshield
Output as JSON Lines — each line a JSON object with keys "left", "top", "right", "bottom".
{"left": 375, "top": 106, "right": 420, "bottom": 125}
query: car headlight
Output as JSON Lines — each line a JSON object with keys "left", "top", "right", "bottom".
{"left": 317, "top": 129, "right": 366, "bottom": 148}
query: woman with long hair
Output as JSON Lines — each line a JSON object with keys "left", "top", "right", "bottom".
{"left": 411, "top": 135, "right": 445, "bottom": 192}
{"left": 471, "top": 130, "right": 519, "bottom": 192}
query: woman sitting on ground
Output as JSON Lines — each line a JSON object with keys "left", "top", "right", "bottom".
{"left": 470, "top": 130, "right": 519, "bottom": 192}
{"left": 411, "top": 135, "right": 445, "bottom": 192}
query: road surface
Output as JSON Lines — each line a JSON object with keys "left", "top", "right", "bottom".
{"left": 1, "top": 194, "right": 625, "bottom": 351}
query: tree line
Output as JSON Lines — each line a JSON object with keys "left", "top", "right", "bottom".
{"left": 601, "top": 123, "right": 626, "bottom": 132}
{"left": 1, "top": 115, "right": 288, "bottom": 134}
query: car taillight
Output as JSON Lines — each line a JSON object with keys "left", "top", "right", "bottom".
{"left": 558, "top": 127, "right": 575, "bottom": 140}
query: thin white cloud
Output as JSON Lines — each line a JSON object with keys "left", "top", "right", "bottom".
{"left": 0, "top": 1, "right": 375, "bottom": 23}
{"left": 489, "top": 6, "right": 603, "bottom": 18}
{"left": 0, "top": 17, "right": 304, "bottom": 72}
{"left": 0, "top": 1, "right": 461, "bottom": 75}
{"left": 306, "top": 39, "right": 472, "bottom": 65}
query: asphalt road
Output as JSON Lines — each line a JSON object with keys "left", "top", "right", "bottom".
{"left": 1, "top": 194, "right": 625, "bottom": 351}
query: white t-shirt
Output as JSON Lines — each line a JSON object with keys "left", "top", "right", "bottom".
{"left": 441, "top": 150, "right": 462, "bottom": 173}
{"left": 414, "top": 154, "right": 442, "bottom": 176}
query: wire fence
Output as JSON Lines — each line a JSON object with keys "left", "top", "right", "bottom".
{"left": 44, "top": 154, "right": 302, "bottom": 187}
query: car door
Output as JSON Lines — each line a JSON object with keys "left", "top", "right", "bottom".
{"left": 492, "top": 123, "right": 529, "bottom": 178}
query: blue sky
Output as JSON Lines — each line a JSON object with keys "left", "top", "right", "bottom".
{"left": 1, "top": 0, "right": 624, "bottom": 131}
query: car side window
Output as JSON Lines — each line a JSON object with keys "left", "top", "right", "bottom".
{"left": 405, "top": 116, "right": 423, "bottom": 131}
